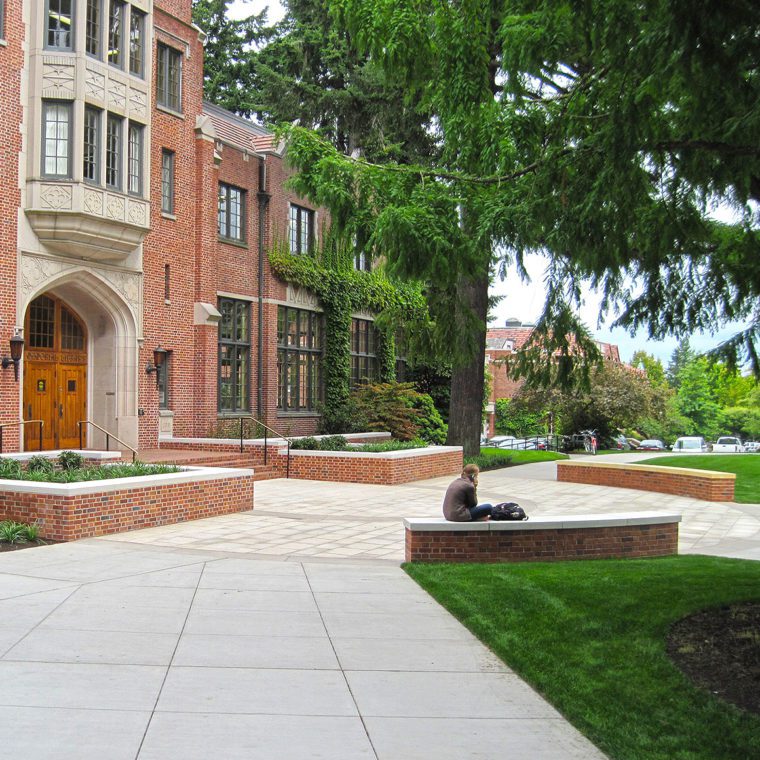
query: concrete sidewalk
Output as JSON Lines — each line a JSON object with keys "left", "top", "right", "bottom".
{"left": 0, "top": 541, "right": 603, "bottom": 759}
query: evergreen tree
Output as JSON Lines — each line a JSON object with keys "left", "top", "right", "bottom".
{"left": 666, "top": 341, "right": 696, "bottom": 390}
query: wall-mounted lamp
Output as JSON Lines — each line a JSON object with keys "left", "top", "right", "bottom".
{"left": 1, "top": 334, "right": 24, "bottom": 382}
{"left": 145, "top": 346, "right": 167, "bottom": 388}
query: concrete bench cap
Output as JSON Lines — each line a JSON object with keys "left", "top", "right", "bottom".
{"left": 403, "top": 511, "right": 682, "bottom": 532}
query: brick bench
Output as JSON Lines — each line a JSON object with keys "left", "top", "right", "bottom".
{"left": 557, "top": 460, "right": 735, "bottom": 501}
{"left": 404, "top": 512, "right": 681, "bottom": 563}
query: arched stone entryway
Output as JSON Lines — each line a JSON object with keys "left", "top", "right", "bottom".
{"left": 21, "top": 269, "right": 140, "bottom": 451}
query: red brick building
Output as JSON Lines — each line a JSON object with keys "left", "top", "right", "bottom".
{"left": 484, "top": 319, "right": 622, "bottom": 438}
{"left": 0, "top": 1, "right": 360, "bottom": 453}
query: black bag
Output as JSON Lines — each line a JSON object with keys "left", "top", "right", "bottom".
{"left": 491, "top": 502, "right": 528, "bottom": 521}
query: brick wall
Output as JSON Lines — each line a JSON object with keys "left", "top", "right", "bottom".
{"left": 556, "top": 461, "right": 735, "bottom": 501}
{"left": 406, "top": 522, "right": 679, "bottom": 563}
{"left": 0, "top": 0, "right": 24, "bottom": 447}
{"left": 0, "top": 470, "right": 254, "bottom": 541}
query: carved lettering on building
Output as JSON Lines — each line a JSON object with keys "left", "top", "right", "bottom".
{"left": 286, "top": 285, "right": 321, "bottom": 310}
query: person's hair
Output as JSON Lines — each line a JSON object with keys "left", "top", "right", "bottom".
{"left": 462, "top": 463, "right": 479, "bottom": 478}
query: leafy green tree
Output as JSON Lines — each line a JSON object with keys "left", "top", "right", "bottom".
{"left": 674, "top": 357, "right": 725, "bottom": 439}
{"left": 191, "top": 0, "right": 271, "bottom": 115}
{"left": 631, "top": 351, "right": 667, "bottom": 390}
{"left": 494, "top": 399, "right": 546, "bottom": 437}
{"left": 283, "top": 0, "right": 760, "bottom": 455}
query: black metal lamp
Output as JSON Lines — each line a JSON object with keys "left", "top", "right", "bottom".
{"left": 1, "top": 334, "right": 24, "bottom": 382}
{"left": 145, "top": 346, "right": 167, "bottom": 388}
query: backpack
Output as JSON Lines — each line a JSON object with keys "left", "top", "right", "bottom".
{"left": 491, "top": 502, "right": 528, "bottom": 521}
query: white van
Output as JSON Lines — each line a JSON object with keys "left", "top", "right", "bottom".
{"left": 671, "top": 436, "right": 711, "bottom": 453}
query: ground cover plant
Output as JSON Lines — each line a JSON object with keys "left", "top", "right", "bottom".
{"left": 405, "top": 556, "right": 760, "bottom": 760}
{"left": 290, "top": 435, "right": 427, "bottom": 452}
{"left": 0, "top": 454, "right": 181, "bottom": 484}
{"left": 639, "top": 454, "right": 760, "bottom": 503}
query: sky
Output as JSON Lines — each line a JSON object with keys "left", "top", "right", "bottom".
{"left": 227, "top": 0, "right": 747, "bottom": 367}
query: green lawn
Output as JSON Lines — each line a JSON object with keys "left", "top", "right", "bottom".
{"left": 405, "top": 556, "right": 760, "bottom": 760}
{"left": 640, "top": 454, "right": 760, "bottom": 503}
{"left": 467, "top": 447, "right": 568, "bottom": 471}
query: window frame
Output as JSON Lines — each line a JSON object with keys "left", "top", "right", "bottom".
{"left": 41, "top": 100, "right": 73, "bottom": 179}
{"left": 218, "top": 182, "right": 246, "bottom": 242}
{"left": 217, "top": 297, "right": 251, "bottom": 414}
{"left": 0, "top": 0, "right": 6, "bottom": 40}
{"left": 105, "top": 112, "right": 123, "bottom": 190}
{"left": 289, "top": 204, "right": 315, "bottom": 255}
{"left": 157, "top": 351, "right": 170, "bottom": 409}
{"left": 127, "top": 121, "right": 143, "bottom": 196}
{"left": 156, "top": 43, "right": 182, "bottom": 113}
{"left": 45, "top": 0, "right": 74, "bottom": 51}
{"left": 129, "top": 7, "right": 145, "bottom": 77}
{"left": 161, "top": 149, "right": 175, "bottom": 215}
{"left": 350, "top": 318, "right": 378, "bottom": 389}
{"left": 83, "top": 105, "right": 101, "bottom": 184}
{"left": 277, "top": 306, "right": 323, "bottom": 413}
{"left": 107, "top": 0, "right": 125, "bottom": 68}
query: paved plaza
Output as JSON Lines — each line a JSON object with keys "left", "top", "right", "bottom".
{"left": 1, "top": 453, "right": 758, "bottom": 759}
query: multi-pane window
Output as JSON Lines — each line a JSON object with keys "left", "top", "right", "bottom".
{"left": 107, "top": 0, "right": 125, "bottom": 67}
{"left": 29, "top": 296, "right": 55, "bottom": 349}
{"left": 289, "top": 205, "right": 314, "bottom": 255}
{"left": 350, "top": 318, "right": 377, "bottom": 388}
{"left": 42, "top": 101, "right": 72, "bottom": 178}
{"left": 157, "top": 43, "right": 182, "bottom": 112}
{"left": 129, "top": 8, "right": 145, "bottom": 76}
{"left": 161, "top": 149, "right": 175, "bottom": 214}
{"left": 218, "top": 298, "right": 250, "bottom": 413}
{"left": 85, "top": 0, "right": 101, "bottom": 57}
{"left": 105, "top": 114, "right": 122, "bottom": 189}
{"left": 354, "top": 251, "right": 371, "bottom": 272}
{"left": 83, "top": 107, "right": 101, "bottom": 183}
{"left": 218, "top": 183, "right": 245, "bottom": 241}
{"left": 277, "top": 307, "right": 323, "bottom": 412}
{"left": 127, "top": 122, "right": 143, "bottom": 195}
{"left": 46, "top": 0, "right": 74, "bottom": 50}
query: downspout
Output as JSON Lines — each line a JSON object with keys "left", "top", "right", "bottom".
{"left": 257, "top": 157, "right": 270, "bottom": 420}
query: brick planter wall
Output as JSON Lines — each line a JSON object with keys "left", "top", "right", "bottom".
{"left": 557, "top": 461, "right": 735, "bottom": 501}
{"left": 0, "top": 467, "right": 254, "bottom": 541}
{"left": 404, "top": 513, "right": 680, "bottom": 563}
{"left": 280, "top": 446, "right": 462, "bottom": 485}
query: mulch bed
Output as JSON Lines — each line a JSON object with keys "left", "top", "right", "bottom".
{"left": 667, "top": 601, "right": 760, "bottom": 715}
{"left": 0, "top": 539, "right": 61, "bottom": 553}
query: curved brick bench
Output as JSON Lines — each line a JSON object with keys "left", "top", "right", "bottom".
{"left": 557, "top": 460, "right": 735, "bottom": 501}
{"left": 404, "top": 512, "right": 681, "bottom": 563}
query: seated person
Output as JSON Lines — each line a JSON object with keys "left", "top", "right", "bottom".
{"left": 442, "top": 464, "right": 493, "bottom": 522}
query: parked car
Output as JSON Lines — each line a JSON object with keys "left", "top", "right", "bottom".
{"left": 744, "top": 441, "right": 760, "bottom": 453}
{"left": 712, "top": 436, "right": 744, "bottom": 453}
{"left": 637, "top": 439, "right": 667, "bottom": 451}
{"left": 671, "top": 436, "right": 711, "bottom": 453}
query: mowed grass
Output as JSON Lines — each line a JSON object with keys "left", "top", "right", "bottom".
{"left": 640, "top": 454, "right": 760, "bottom": 503}
{"left": 405, "top": 556, "right": 760, "bottom": 760}
{"left": 468, "top": 447, "right": 568, "bottom": 471}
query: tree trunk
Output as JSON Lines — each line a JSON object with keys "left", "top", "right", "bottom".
{"left": 446, "top": 271, "right": 489, "bottom": 457}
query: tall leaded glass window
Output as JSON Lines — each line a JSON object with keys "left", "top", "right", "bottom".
{"left": 105, "top": 113, "right": 122, "bottom": 189}
{"left": 107, "top": 0, "right": 125, "bottom": 67}
{"left": 127, "top": 122, "right": 143, "bottom": 195}
{"left": 289, "top": 204, "right": 314, "bottom": 255}
{"left": 218, "top": 183, "right": 245, "bottom": 241}
{"left": 47, "top": 0, "right": 73, "bottom": 50}
{"left": 42, "top": 101, "right": 72, "bottom": 178}
{"left": 83, "top": 107, "right": 101, "bottom": 183}
{"left": 161, "top": 149, "right": 175, "bottom": 214}
{"left": 157, "top": 352, "right": 170, "bottom": 409}
{"left": 129, "top": 8, "right": 145, "bottom": 76}
{"left": 157, "top": 43, "right": 182, "bottom": 112}
{"left": 350, "top": 318, "right": 377, "bottom": 388}
{"left": 86, "top": 0, "right": 101, "bottom": 57}
{"left": 277, "top": 306, "right": 323, "bottom": 412}
{"left": 218, "top": 298, "right": 250, "bottom": 413}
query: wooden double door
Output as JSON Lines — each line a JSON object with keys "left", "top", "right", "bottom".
{"left": 23, "top": 295, "right": 87, "bottom": 451}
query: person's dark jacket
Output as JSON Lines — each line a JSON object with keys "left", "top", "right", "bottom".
{"left": 442, "top": 476, "right": 477, "bottom": 521}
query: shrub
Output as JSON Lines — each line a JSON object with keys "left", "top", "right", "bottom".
{"left": 412, "top": 393, "right": 447, "bottom": 444}
{"left": 317, "top": 435, "right": 349, "bottom": 451}
{"left": 0, "top": 459, "right": 22, "bottom": 479}
{"left": 27, "top": 455, "right": 55, "bottom": 474}
{"left": 464, "top": 450, "right": 514, "bottom": 471}
{"left": 290, "top": 436, "right": 319, "bottom": 450}
{"left": 359, "top": 438, "right": 427, "bottom": 452}
{"left": 351, "top": 382, "right": 421, "bottom": 440}
{"left": 58, "top": 450, "right": 84, "bottom": 471}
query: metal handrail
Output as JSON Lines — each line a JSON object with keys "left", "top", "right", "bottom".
{"left": 77, "top": 420, "right": 137, "bottom": 462}
{"left": 0, "top": 420, "right": 44, "bottom": 454}
{"left": 237, "top": 416, "right": 291, "bottom": 478}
